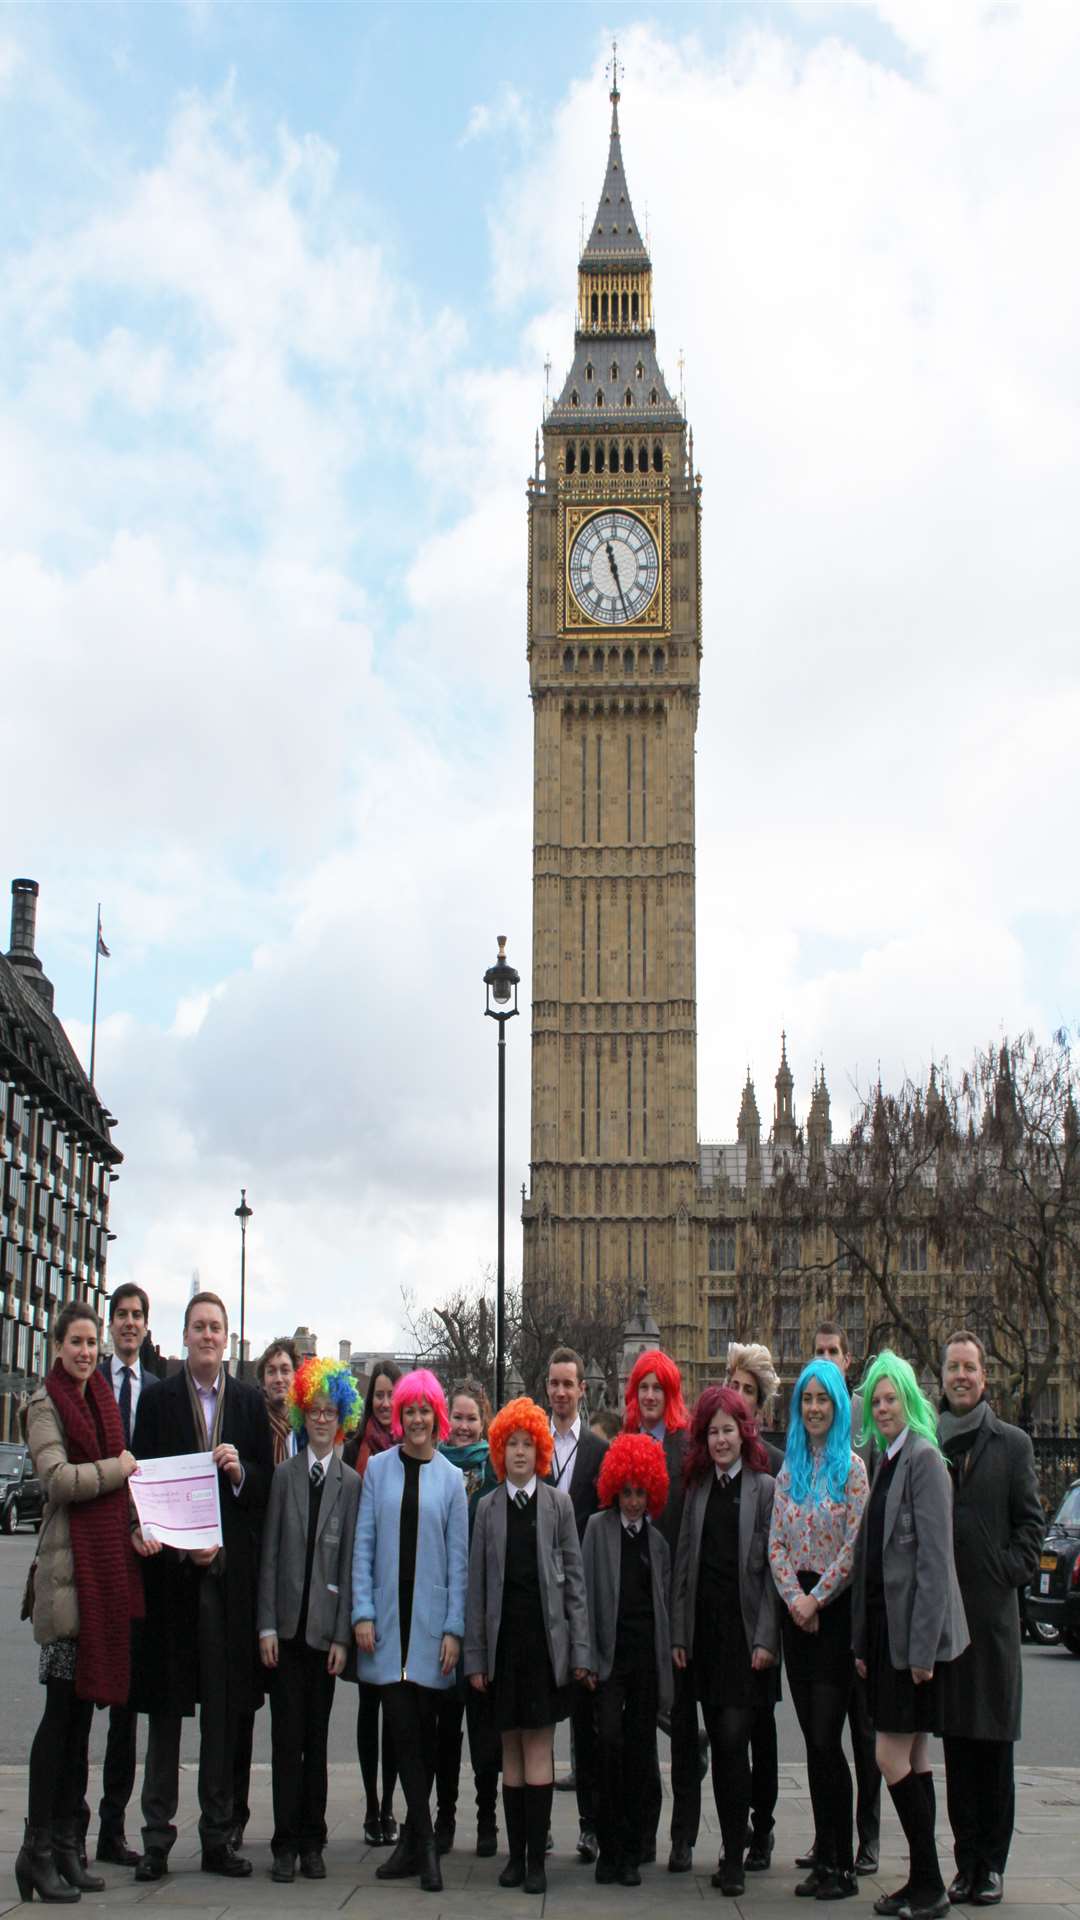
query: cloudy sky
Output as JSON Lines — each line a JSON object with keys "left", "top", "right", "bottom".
{"left": 2, "top": 2, "right": 1077, "bottom": 1360}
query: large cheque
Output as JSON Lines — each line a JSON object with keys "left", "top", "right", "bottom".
{"left": 129, "top": 1452, "right": 223, "bottom": 1551}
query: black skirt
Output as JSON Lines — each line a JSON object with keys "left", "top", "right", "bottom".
{"left": 782, "top": 1576, "right": 854, "bottom": 1688}
{"left": 865, "top": 1603, "right": 946, "bottom": 1736}
{"left": 492, "top": 1622, "right": 570, "bottom": 1732}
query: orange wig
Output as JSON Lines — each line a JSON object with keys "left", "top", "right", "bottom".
{"left": 624, "top": 1348, "right": 689, "bottom": 1432}
{"left": 597, "top": 1432, "right": 670, "bottom": 1519}
{"left": 487, "top": 1396, "right": 554, "bottom": 1482}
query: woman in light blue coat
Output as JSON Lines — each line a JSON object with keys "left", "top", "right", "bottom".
{"left": 352, "top": 1369, "right": 468, "bottom": 1895}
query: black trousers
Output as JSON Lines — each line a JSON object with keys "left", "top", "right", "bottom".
{"left": 269, "top": 1639, "right": 336, "bottom": 1855}
{"left": 356, "top": 1680, "right": 398, "bottom": 1815}
{"left": 232, "top": 1710, "right": 255, "bottom": 1834}
{"left": 29, "top": 1680, "right": 94, "bottom": 1829}
{"left": 849, "top": 1670, "right": 882, "bottom": 1851}
{"left": 141, "top": 1573, "right": 239, "bottom": 1855}
{"left": 380, "top": 1681, "right": 439, "bottom": 1841}
{"left": 943, "top": 1737, "right": 1015, "bottom": 1876}
{"left": 750, "top": 1695, "right": 779, "bottom": 1837}
{"left": 434, "top": 1686, "right": 500, "bottom": 1822}
{"left": 97, "top": 1702, "right": 138, "bottom": 1840}
{"left": 704, "top": 1703, "right": 756, "bottom": 1863}
{"left": 642, "top": 1657, "right": 700, "bottom": 1850}
{"left": 595, "top": 1660, "right": 659, "bottom": 1867}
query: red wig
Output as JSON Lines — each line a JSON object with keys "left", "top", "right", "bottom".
{"left": 391, "top": 1368, "right": 450, "bottom": 1442}
{"left": 683, "top": 1385, "right": 769, "bottom": 1487}
{"left": 488, "top": 1397, "right": 554, "bottom": 1482}
{"left": 624, "top": 1348, "right": 689, "bottom": 1432}
{"left": 597, "top": 1432, "right": 670, "bottom": 1520}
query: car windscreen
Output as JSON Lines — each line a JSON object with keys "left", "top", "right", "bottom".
{"left": 0, "top": 1446, "right": 23, "bottom": 1475}
{"left": 1053, "top": 1485, "right": 1080, "bottom": 1529}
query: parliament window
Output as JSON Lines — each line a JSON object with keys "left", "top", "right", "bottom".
{"left": 708, "top": 1296, "right": 735, "bottom": 1358}
{"left": 708, "top": 1227, "right": 736, "bottom": 1272}
{"left": 900, "top": 1228, "right": 928, "bottom": 1273}
{"left": 776, "top": 1295, "right": 801, "bottom": 1365}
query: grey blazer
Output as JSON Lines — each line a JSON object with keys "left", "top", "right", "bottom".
{"left": 671, "top": 1465, "right": 781, "bottom": 1661}
{"left": 258, "top": 1450, "right": 361, "bottom": 1652}
{"left": 852, "top": 1431, "right": 970, "bottom": 1673}
{"left": 464, "top": 1481, "right": 590, "bottom": 1686}
{"left": 582, "top": 1508, "right": 673, "bottom": 1713}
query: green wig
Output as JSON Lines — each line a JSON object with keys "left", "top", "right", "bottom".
{"left": 858, "top": 1350, "right": 942, "bottom": 1455}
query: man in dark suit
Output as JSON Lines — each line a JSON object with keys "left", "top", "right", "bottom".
{"left": 545, "top": 1345, "right": 607, "bottom": 1863}
{"left": 939, "top": 1330, "right": 1043, "bottom": 1908}
{"left": 94, "top": 1284, "right": 160, "bottom": 1867}
{"left": 129, "top": 1291, "right": 273, "bottom": 1881}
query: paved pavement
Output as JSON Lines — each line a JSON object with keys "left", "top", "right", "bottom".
{"left": 1, "top": 1757, "right": 1079, "bottom": 1919}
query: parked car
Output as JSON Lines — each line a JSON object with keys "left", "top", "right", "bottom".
{"left": 0, "top": 1443, "right": 43, "bottom": 1534}
{"left": 1024, "top": 1479, "right": 1080, "bottom": 1655}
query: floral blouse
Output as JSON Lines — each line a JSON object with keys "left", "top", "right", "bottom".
{"left": 768, "top": 1453, "right": 869, "bottom": 1610}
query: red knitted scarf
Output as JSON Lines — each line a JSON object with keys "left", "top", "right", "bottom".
{"left": 45, "top": 1362, "right": 144, "bottom": 1705}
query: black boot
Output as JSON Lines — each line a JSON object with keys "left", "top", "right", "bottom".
{"left": 524, "top": 1784, "right": 553, "bottom": 1895}
{"left": 499, "top": 1786, "right": 527, "bottom": 1888}
{"left": 51, "top": 1824, "right": 105, "bottom": 1893}
{"left": 888, "top": 1773, "right": 948, "bottom": 1920}
{"left": 15, "top": 1824, "right": 82, "bottom": 1904}
{"left": 476, "top": 1766, "right": 499, "bottom": 1857}
{"left": 375, "top": 1821, "right": 419, "bottom": 1880}
{"left": 417, "top": 1829, "right": 443, "bottom": 1893}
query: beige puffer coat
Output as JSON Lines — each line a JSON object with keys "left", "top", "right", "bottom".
{"left": 21, "top": 1387, "right": 131, "bottom": 1646}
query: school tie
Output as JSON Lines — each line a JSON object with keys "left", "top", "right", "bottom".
{"left": 719, "top": 1472, "right": 731, "bottom": 1487}
{"left": 627, "top": 1522, "right": 640, "bottom": 1537}
{"left": 515, "top": 1489, "right": 529, "bottom": 1509}
{"left": 118, "top": 1367, "right": 133, "bottom": 1448}
{"left": 310, "top": 1460, "right": 324, "bottom": 1489}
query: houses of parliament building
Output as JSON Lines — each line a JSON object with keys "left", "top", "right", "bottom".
{"left": 518, "top": 69, "right": 1075, "bottom": 1425}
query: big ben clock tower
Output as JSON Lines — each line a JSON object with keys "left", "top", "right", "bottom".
{"left": 522, "top": 61, "right": 701, "bottom": 1368}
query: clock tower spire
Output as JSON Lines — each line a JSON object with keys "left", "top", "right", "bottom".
{"left": 522, "top": 72, "right": 702, "bottom": 1369}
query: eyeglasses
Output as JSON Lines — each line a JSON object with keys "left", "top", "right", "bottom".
{"left": 306, "top": 1406, "right": 338, "bottom": 1424}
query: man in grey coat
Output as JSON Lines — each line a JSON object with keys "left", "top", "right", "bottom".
{"left": 939, "top": 1330, "right": 1043, "bottom": 1908}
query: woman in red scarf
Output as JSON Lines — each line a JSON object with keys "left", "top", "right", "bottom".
{"left": 16, "top": 1302, "right": 143, "bottom": 1904}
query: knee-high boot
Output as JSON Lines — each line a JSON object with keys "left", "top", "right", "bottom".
{"left": 499, "top": 1786, "right": 526, "bottom": 1888}
{"left": 524, "top": 1783, "right": 552, "bottom": 1896}
{"left": 887, "top": 1774, "right": 947, "bottom": 1920}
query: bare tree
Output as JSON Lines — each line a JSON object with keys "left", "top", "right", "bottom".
{"left": 401, "top": 1272, "right": 630, "bottom": 1411}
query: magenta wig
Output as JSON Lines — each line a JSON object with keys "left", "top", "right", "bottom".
{"left": 624, "top": 1348, "right": 689, "bottom": 1432}
{"left": 683, "top": 1384, "right": 769, "bottom": 1487}
{"left": 391, "top": 1367, "right": 450, "bottom": 1442}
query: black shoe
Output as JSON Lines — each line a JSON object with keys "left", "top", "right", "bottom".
{"left": 876, "top": 1888, "right": 913, "bottom": 1916}
{"left": 857, "top": 1846, "right": 881, "bottom": 1876}
{"left": 596, "top": 1857, "right": 621, "bottom": 1884}
{"left": 363, "top": 1815, "right": 384, "bottom": 1846}
{"left": 134, "top": 1849, "right": 169, "bottom": 1882}
{"left": 418, "top": 1834, "right": 442, "bottom": 1893}
{"left": 381, "top": 1811, "right": 399, "bottom": 1845}
{"left": 713, "top": 1863, "right": 746, "bottom": 1897}
{"left": 668, "top": 1839, "right": 693, "bottom": 1872}
{"left": 376, "top": 1835, "right": 418, "bottom": 1880}
{"left": 201, "top": 1845, "right": 253, "bottom": 1877}
{"left": 898, "top": 1896, "right": 949, "bottom": 1920}
{"left": 524, "top": 1863, "right": 547, "bottom": 1895}
{"left": 972, "top": 1874, "right": 1003, "bottom": 1907}
{"left": 798, "top": 1845, "right": 820, "bottom": 1871}
{"left": 797, "top": 1866, "right": 829, "bottom": 1896}
{"left": 619, "top": 1863, "right": 643, "bottom": 1886}
{"left": 271, "top": 1851, "right": 296, "bottom": 1884}
{"left": 476, "top": 1819, "right": 498, "bottom": 1858}
{"left": 435, "top": 1815, "right": 456, "bottom": 1855}
{"left": 746, "top": 1832, "right": 774, "bottom": 1872}
{"left": 948, "top": 1875, "right": 973, "bottom": 1906}
{"left": 96, "top": 1833, "right": 140, "bottom": 1867}
{"left": 555, "top": 1771, "right": 577, "bottom": 1791}
{"left": 500, "top": 1857, "right": 527, "bottom": 1888}
{"left": 640, "top": 1840, "right": 657, "bottom": 1864}
{"left": 577, "top": 1825, "right": 599, "bottom": 1863}
{"left": 300, "top": 1849, "right": 326, "bottom": 1879}
{"left": 816, "top": 1870, "right": 859, "bottom": 1900}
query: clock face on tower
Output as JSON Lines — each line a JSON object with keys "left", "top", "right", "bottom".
{"left": 567, "top": 509, "right": 660, "bottom": 626}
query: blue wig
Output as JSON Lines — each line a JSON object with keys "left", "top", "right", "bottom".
{"left": 785, "top": 1359, "right": 852, "bottom": 1506}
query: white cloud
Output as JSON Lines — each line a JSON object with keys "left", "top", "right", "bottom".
{"left": 460, "top": 85, "right": 530, "bottom": 148}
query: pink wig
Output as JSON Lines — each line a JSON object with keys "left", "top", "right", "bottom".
{"left": 391, "top": 1368, "right": 450, "bottom": 1442}
{"left": 624, "top": 1348, "right": 689, "bottom": 1432}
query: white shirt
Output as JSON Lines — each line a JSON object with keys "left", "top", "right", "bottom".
{"left": 303, "top": 1444, "right": 335, "bottom": 1478}
{"left": 107, "top": 1353, "right": 143, "bottom": 1421}
{"left": 550, "top": 1415, "right": 581, "bottom": 1486}
{"left": 647, "top": 1419, "right": 667, "bottom": 1442}
{"left": 886, "top": 1428, "right": 910, "bottom": 1460}
{"left": 506, "top": 1475, "right": 537, "bottom": 1504}
{"left": 714, "top": 1456, "right": 742, "bottom": 1481}
{"left": 620, "top": 1511, "right": 648, "bottom": 1534}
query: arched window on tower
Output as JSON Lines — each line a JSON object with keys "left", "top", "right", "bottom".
{"left": 566, "top": 443, "right": 576, "bottom": 473}
{"left": 631, "top": 290, "right": 639, "bottom": 324}
{"left": 652, "top": 441, "right": 662, "bottom": 472}
{"left": 596, "top": 389, "right": 604, "bottom": 408}
{"left": 638, "top": 442, "right": 648, "bottom": 473}
{"left": 563, "top": 647, "right": 575, "bottom": 673}
{"left": 581, "top": 443, "right": 591, "bottom": 474}
{"left": 623, "top": 647, "right": 635, "bottom": 674}
{"left": 610, "top": 361, "right": 618, "bottom": 382}
{"left": 621, "top": 291, "right": 629, "bottom": 325}
{"left": 653, "top": 646, "right": 666, "bottom": 673}
{"left": 650, "top": 387, "right": 659, "bottom": 405}
{"left": 570, "top": 389, "right": 579, "bottom": 408}
{"left": 596, "top": 441, "right": 605, "bottom": 472}
{"left": 601, "top": 292, "right": 609, "bottom": 326}
{"left": 609, "top": 442, "right": 619, "bottom": 473}
{"left": 624, "top": 388, "right": 633, "bottom": 406}
{"left": 590, "top": 292, "right": 598, "bottom": 325}
{"left": 593, "top": 648, "right": 604, "bottom": 672}
{"left": 636, "top": 359, "right": 645, "bottom": 380}
{"left": 585, "top": 361, "right": 594, "bottom": 382}
{"left": 624, "top": 441, "right": 633, "bottom": 469}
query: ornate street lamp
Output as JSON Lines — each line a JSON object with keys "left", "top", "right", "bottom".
{"left": 234, "top": 1188, "right": 253, "bottom": 1379}
{"left": 484, "top": 936, "right": 520, "bottom": 1409}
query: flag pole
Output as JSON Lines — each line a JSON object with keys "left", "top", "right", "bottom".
{"left": 90, "top": 903, "right": 102, "bottom": 1088}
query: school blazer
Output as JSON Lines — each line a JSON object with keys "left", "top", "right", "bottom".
{"left": 351, "top": 1445, "right": 468, "bottom": 1689}
{"left": 582, "top": 1507, "right": 673, "bottom": 1713}
{"left": 851, "top": 1432, "right": 970, "bottom": 1673}
{"left": 258, "top": 1451, "right": 361, "bottom": 1652}
{"left": 464, "top": 1481, "right": 591, "bottom": 1687}
{"left": 671, "top": 1465, "right": 781, "bottom": 1662}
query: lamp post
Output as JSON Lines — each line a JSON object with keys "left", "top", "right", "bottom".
{"left": 484, "top": 935, "right": 519, "bottom": 1410}
{"left": 234, "top": 1188, "right": 253, "bottom": 1379}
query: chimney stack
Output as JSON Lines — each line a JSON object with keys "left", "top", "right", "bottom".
{"left": 6, "top": 878, "right": 54, "bottom": 1010}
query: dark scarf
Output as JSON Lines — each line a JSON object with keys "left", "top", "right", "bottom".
{"left": 45, "top": 1362, "right": 144, "bottom": 1705}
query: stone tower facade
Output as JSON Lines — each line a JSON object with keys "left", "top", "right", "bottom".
{"left": 521, "top": 75, "right": 702, "bottom": 1366}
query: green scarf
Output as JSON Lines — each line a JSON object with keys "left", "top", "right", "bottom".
{"left": 440, "top": 1439, "right": 496, "bottom": 1510}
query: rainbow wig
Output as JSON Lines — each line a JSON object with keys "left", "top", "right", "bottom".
{"left": 683, "top": 1384, "right": 770, "bottom": 1486}
{"left": 289, "top": 1357, "right": 363, "bottom": 1446}
{"left": 391, "top": 1368, "right": 450, "bottom": 1442}
{"left": 859, "top": 1351, "right": 942, "bottom": 1455}
{"left": 785, "top": 1359, "right": 852, "bottom": 1507}
{"left": 487, "top": 1396, "right": 554, "bottom": 1482}
{"left": 598, "top": 1432, "right": 670, "bottom": 1518}
{"left": 624, "top": 1348, "right": 689, "bottom": 1433}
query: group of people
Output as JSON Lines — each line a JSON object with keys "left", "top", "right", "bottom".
{"left": 14, "top": 1284, "right": 1044, "bottom": 1917}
